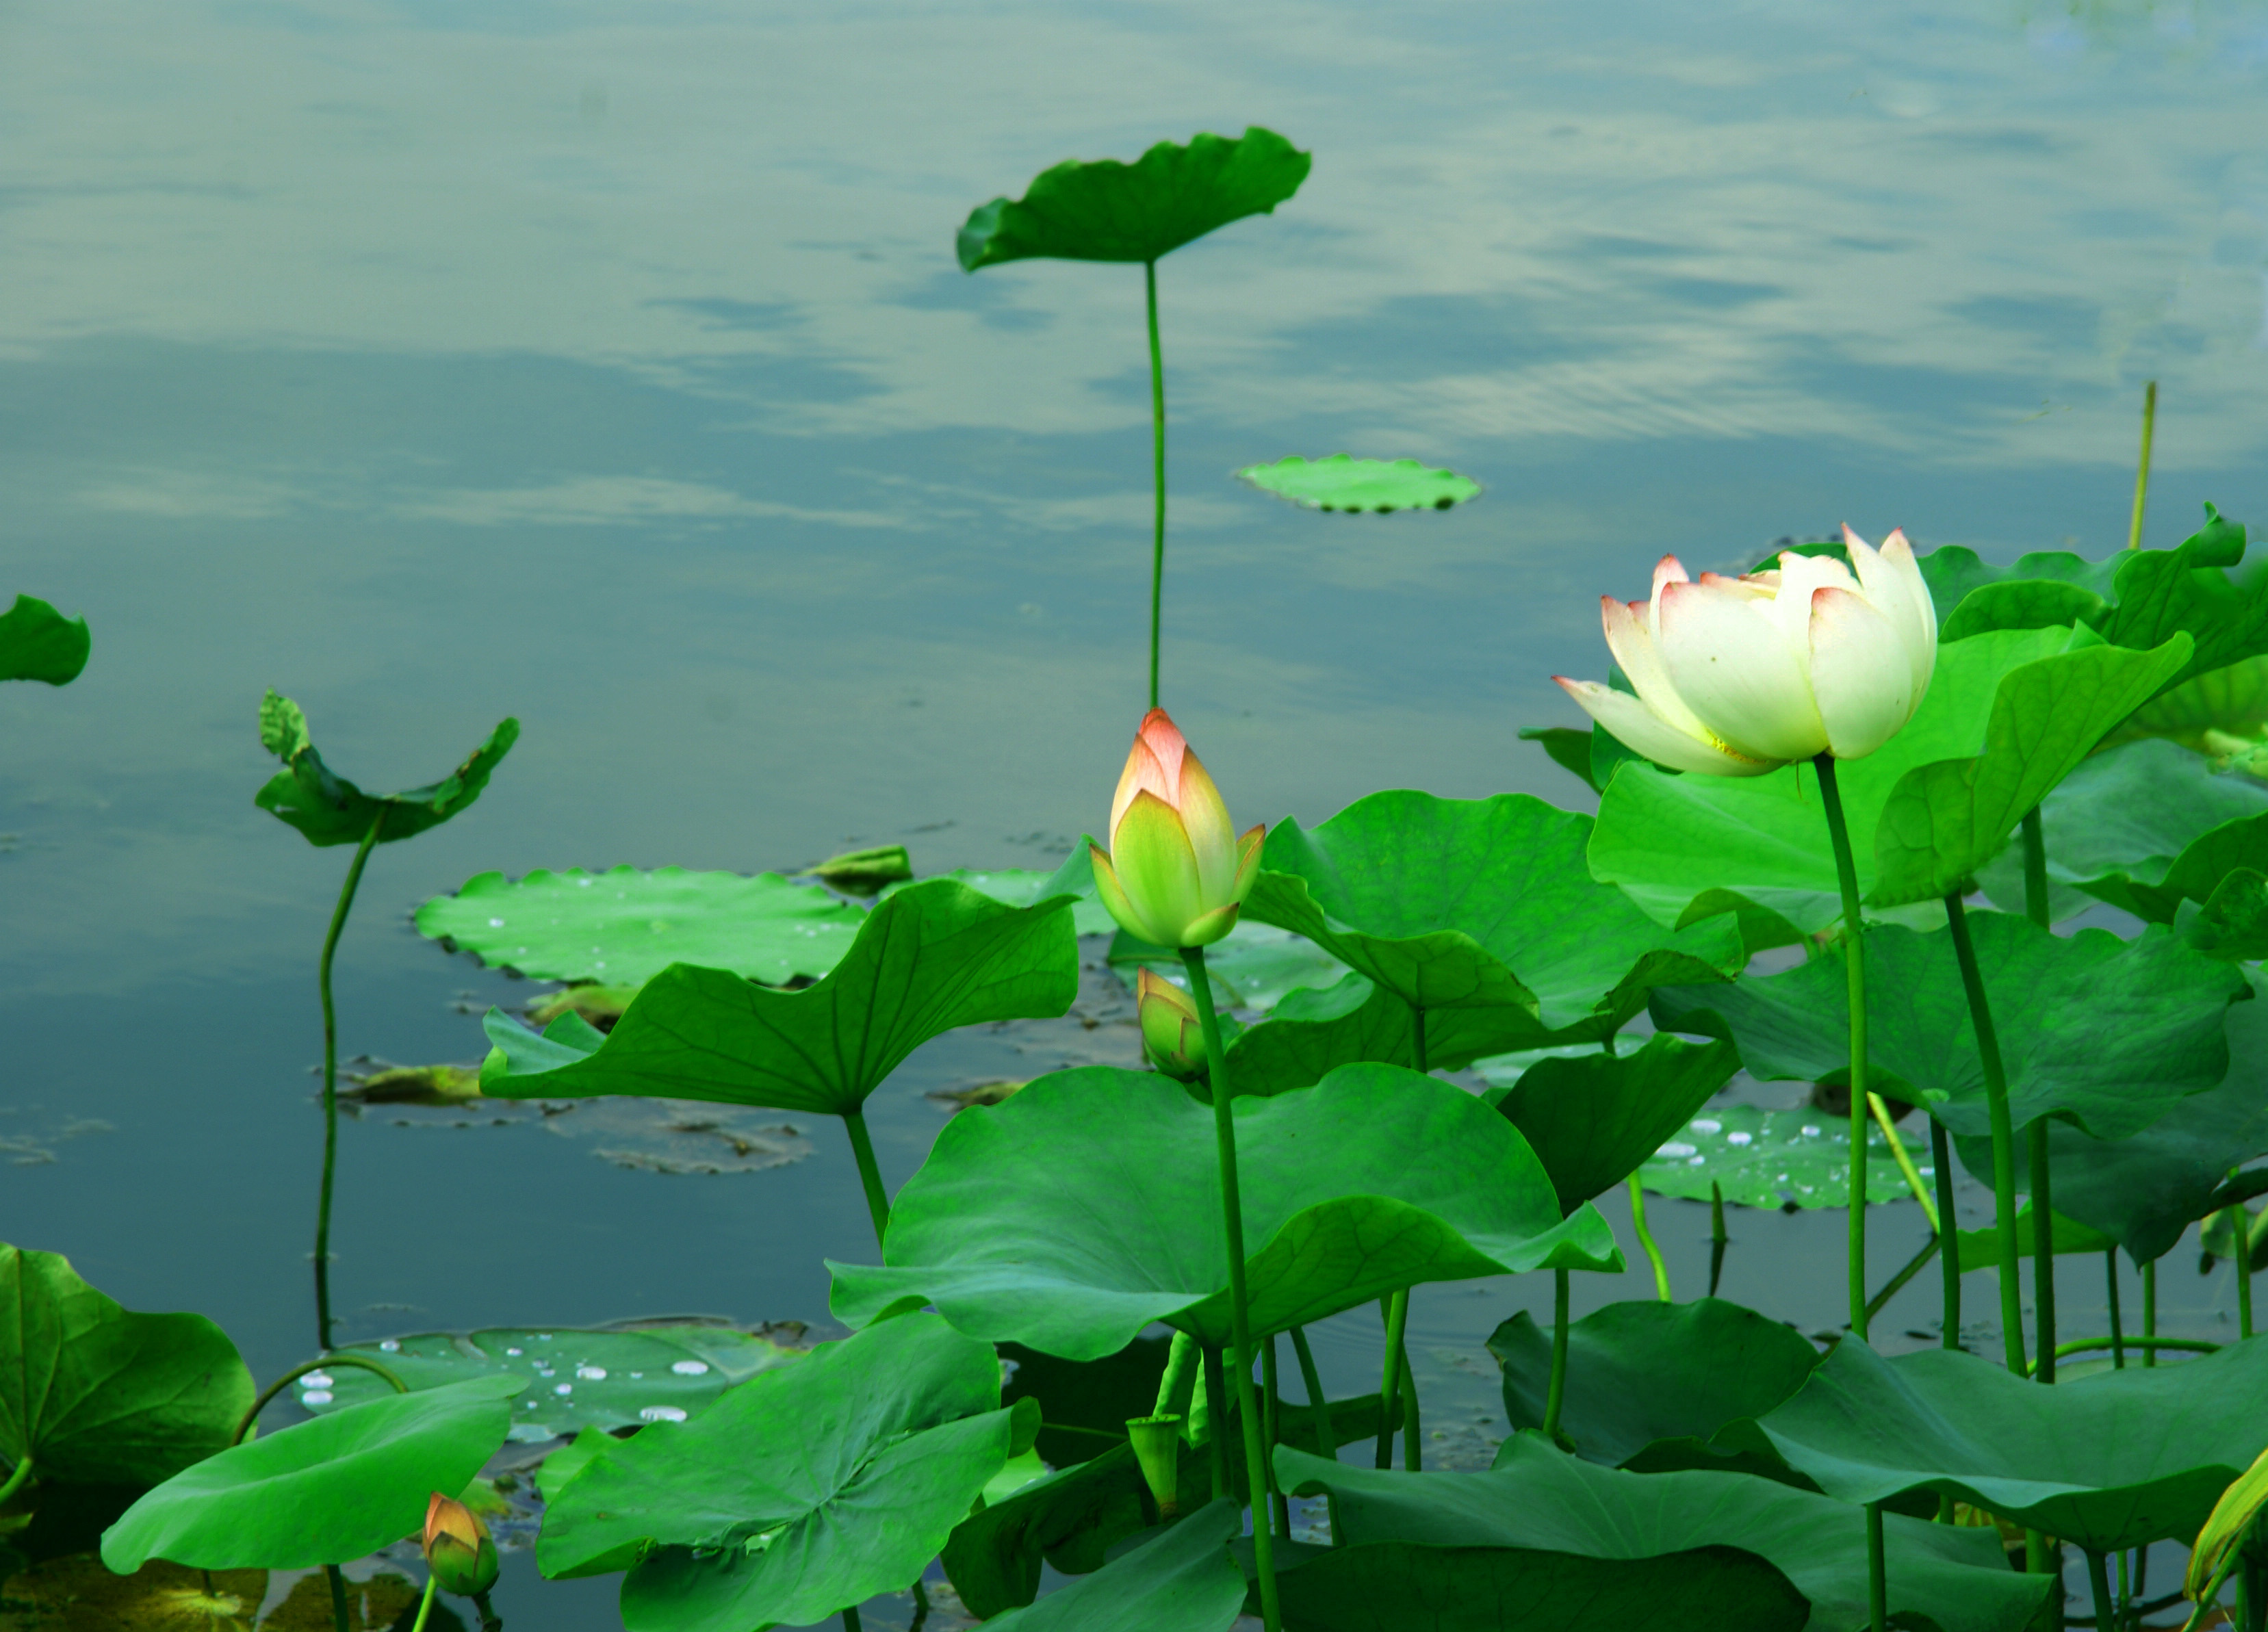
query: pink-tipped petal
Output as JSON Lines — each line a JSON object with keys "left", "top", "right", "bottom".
{"left": 1647, "top": 554, "right": 1692, "bottom": 640}
{"left": 1111, "top": 790, "right": 1209, "bottom": 947}
{"left": 1110, "top": 733, "right": 1174, "bottom": 848}
{"left": 1658, "top": 580, "right": 1829, "bottom": 762}
{"left": 1809, "top": 586, "right": 1918, "bottom": 758}
{"left": 1603, "top": 596, "right": 1714, "bottom": 742}
{"left": 1841, "top": 524, "right": 1932, "bottom": 703}
{"left": 1554, "top": 677, "right": 1779, "bottom": 777}
{"left": 1759, "top": 552, "right": 1859, "bottom": 672}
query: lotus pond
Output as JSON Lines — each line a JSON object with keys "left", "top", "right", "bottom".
{"left": 7, "top": 4, "right": 2268, "bottom": 1630}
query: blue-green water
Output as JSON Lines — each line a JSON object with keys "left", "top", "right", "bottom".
{"left": 3, "top": 0, "right": 2266, "bottom": 1622}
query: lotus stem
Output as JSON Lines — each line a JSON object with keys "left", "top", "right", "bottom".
{"left": 472, "top": 1588, "right": 502, "bottom": 1632}
{"left": 842, "top": 1607, "right": 862, "bottom": 1632}
{"left": 2224, "top": 1197, "right": 2256, "bottom": 1339}
{"left": 1181, "top": 944, "right": 1280, "bottom": 1632}
{"left": 1200, "top": 1344, "right": 1228, "bottom": 1501}
{"left": 2087, "top": 1551, "right": 2117, "bottom": 1632}
{"left": 1144, "top": 258, "right": 1166, "bottom": 711}
{"left": 0, "top": 1455, "right": 34, "bottom": 1508}
{"left": 326, "top": 1564, "right": 350, "bottom": 1632}
{"left": 1374, "top": 1293, "right": 1408, "bottom": 1471}
{"left": 1709, "top": 1182, "right": 1727, "bottom": 1298}
{"left": 2143, "top": 1258, "right": 2157, "bottom": 1367}
{"left": 1866, "top": 1235, "right": 1939, "bottom": 1325}
{"left": 2128, "top": 380, "right": 2157, "bottom": 552}
{"left": 841, "top": 1111, "right": 892, "bottom": 1249}
{"left": 1870, "top": 1096, "right": 1936, "bottom": 1230}
{"left": 314, "top": 806, "right": 387, "bottom": 1351}
{"left": 1629, "top": 1180, "right": 1671, "bottom": 1301}
{"left": 1868, "top": 1503, "right": 1888, "bottom": 1632}
{"left": 1262, "top": 1335, "right": 1288, "bottom": 1538}
{"left": 1288, "top": 1325, "right": 1335, "bottom": 1463}
{"left": 1544, "top": 1267, "right": 1571, "bottom": 1442}
{"left": 1374, "top": 1004, "right": 1427, "bottom": 1466}
{"left": 2032, "top": 1334, "right": 2215, "bottom": 1373}
{"left": 235, "top": 1353, "right": 407, "bottom": 1445}
{"left": 2034, "top": 1122, "right": 2059, "bottom": 1383}
{"left": 1931, "top": 1117, "right": 1961, "bottom": 1349}
{"left": 1401, "top": 1332, "right": 1422, "bottom": 1474}
{"left": 409, "top": 1577, "right": 438, "bottom": 1632}
{"left": 1942, "top": 890, "right": 2029, "bottom": 1377}
{"left": 2106, "top": 1248, "right": 2126, "bottom": 1369}
{"left": 910, "top": 1579, "right": 931, "bottom": 1632}
{"left": 1814, "top": 753, "right": 1872, "bottom": 1341}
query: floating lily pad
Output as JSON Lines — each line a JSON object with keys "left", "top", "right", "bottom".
{"left": 1634, "top": 1105, "right": 1913, "bottom": 1211}
{"left": 1273, "top": 1436, "right": 2046, "bottom": 1632}
{"left": 1749, "top": 1335, "right": 2268, "bottom": 1553}
{"left": 0, "top": 595, "right": 89, "bottom": 686}
{"left": 883, "top": 868, "right": 1118, "bottom": 937}
{"left": 0, "top": 1243, "right": 255, "bottom": 1486}
{"left": 1247, "top": 791, "right": 1743, "bottom": 1042}
{"left": 1236, "top": 455, "right": 1480, "bottom": 514}
{"left": 541, "top": 1313, "right": 1033, "bottom": 1632}
{"left": 309, "top": 1321, "right": 803, "bottom": 1442}
{"left": 255, "top": 691, "right": 517, "bottom": 850}
{"left": 420, "top": 866, "right": 866, "bottom": 987}
{"left": 480, "top": 877, "right": 1079, "bottom": 1117}
{"left": 103, "top": 1375, "right": 523, "bottom": 1572}
{"left": 1108, "top": 922, "right": 1348, "bottom": 1014}
{"left": 982, "top": 1500, "right": 1248, "bottom": 1632}
{"left": 958, "top": 128, "right": 1309, "bottom": 268}
{"left": 1487, "top": 1034, "right": 1742, "bottom": 1212}
{"left": 1651, "top": 913, "right": 2246, "bottom": 1141}
{"left": 828, "top": 1064, "right": 1619, "bottom": 1361}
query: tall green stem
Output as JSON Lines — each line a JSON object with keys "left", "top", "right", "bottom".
{"left": 1262, "top": 1336, "right": 1289, "bottom": 1539}
{"left": 471, "top": 1590, "right": 502, "bottom": 1632}
{"left": 1943, "top": 890, "right": 2029, "bottom": 1377}
{"left": 1814, "top": 754, "right": 1872, "bottom": 1340}
{"left": 1867, "top": 1504, "right": 1888, "bottom": 1632}
{"left": 0, "top": 1455, "right": 34, "bottom": 1508}
{"left": 2128, "top": 380, "right": 2157, "bottom": 552}
{"left": 1629, "top": 1180, "right": 1671, "bottom": 1301}
{"left": 841, "top": 1111, "right": 892, "bottom": 1249}
{"left": 2087, "top": 1550, "right": 2117, "bottom": 1632}
{"left": 1374, "top": 1293, "right": 1408, "bottom": 1471}
{"left": 410, "top": 1576, "right": 438, "bottom": 1632}
{"left": 2143, "top": 1258, "right": 2158, "bottom": 1367}
{"left": 2106, "top": 1249, "right": 2126, "bottom": 1369}
{"left": 1931, "top": 1117, "right": 1961, "bottom": 1348}
{"left": 1181, "top": 946, "right": 1280, "bottom": 1632}
{"left": 1709, "top": 1182, "right": 1727, "bottom": 1298}
{"left": 2225, "top": 1198, "right": 2256, "bottom": 1338}
{"left": 1543, "top": 1268, "right": 1571, "bottom": 1442}
{"left": 1144, "top": 259, "right": 1166, "bottom": 711}
{"left": 1201, "top": 1344, "right": 1229, "bottom": 1501}
{"left": 1372, "top": 1004, "right": 1427, "bottom": 1468}
{"left": 2022, "top": 809, "right": 2057, "bottom": 1384}
{"left": 326, "top": 1564, "right": 350, "bottom": 1632}
{"left": 842, "top": 1607, "right": 863, "bottom": 1632}
{"left": 1288, "top": 1326, "right": 1335, "bottom": 1464}
{"left": 315, "top": 807, "right": 387, "bottom": 1351}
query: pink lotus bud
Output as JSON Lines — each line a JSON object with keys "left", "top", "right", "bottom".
{"left": 422, "top": 1490, "right": 499, "bottom": 1597}
{"left": 1091, "top": 709, "right": 1264, "bottom": 949}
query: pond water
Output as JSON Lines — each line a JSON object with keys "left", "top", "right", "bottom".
{"left": 4, "top": 0, "right": 2267, "bottom": 1624}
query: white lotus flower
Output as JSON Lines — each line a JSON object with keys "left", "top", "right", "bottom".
{"left": 1554, "top": 528, "right": 1937, "bottom": 776}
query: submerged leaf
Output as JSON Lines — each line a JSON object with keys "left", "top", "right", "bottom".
{"left": 255, "top": 690, "right": 517, "bottom": 849}
{"left": 0, "top": 595, "right": 89, "bottom": 686}
{"left": 1236, "top": 455, "right": 1480, "bottom": 514}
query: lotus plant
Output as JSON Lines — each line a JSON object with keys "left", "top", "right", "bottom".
{"left": 415, "top": 1492, "right": 501, "bottom": 1631}
{"left": 1092, "top": 705, "right": 1280, "bottom": 1632}
{"left": 1136, "top": 966, "right": 1209, "bottom": 1083}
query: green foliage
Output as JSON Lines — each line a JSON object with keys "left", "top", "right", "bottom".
{"left": 101, "top": 1375, "right": 522, "bottom": 1572}
{"left": 1236, "top": 456, "right": 1480, "bottom": 514}
{"left": 0, "top": 1245, "right": 254, "bottom": 1487}
{"left": 1652, "top": 912, "right": 2245, "bottom": 1140}
{"left": 1489, "top": 1299, "right": 1820, "bottom": 1474}
{"left": 1486, "top": 1034, "right": 1741, "bottom": 1211}
{"left": 1246, "top": 791, "right": 1742, "bottom": 1042}
{"left": 979, "top": 1500, "right": 1249, "bottom": 1632}
{"left": 1226, "top": 974, "right": 1562, "bottom": 1097}
{"left": 420, "top": 866, "right": 867, "bottom": 987}
{"left": 958, "top": 128, "right": 1309, "bottom": 268}
{"left": 2103, "top": 652, "right": 2268, "bottom": 753}
{"left": 479, "top": 877, "right": 1078, "bottom": 1115}
{"left": 827, "top": 1064, "right": 1619, "bottom": 1360}
{"left": 998, "top": 1336, "right": 1173, "bottom": 1469}
{"left": 1750, "top": 1336, "right": 2268, "bottom": 1551}
{"left": 539, "top": 1314, "right": 1032, "bottom": 1631}
{"left": 305, "top": 1322, "right": 801, "bottom": 1441}
{"left": 1109, "top": 922, "right": 1349, "bottom": 1013}
{"left": 944, "top": 1440, "right": 1186, "bottom": 1616}
{"left": 1635, "top": 1104, "right": 1913, "bottom": 1210}
{"left": 255, "top": 690, "right": 517, "bottom": 849}
{"left": 1948, "top": 1204, "right": 2113, "bottom": 1271}
{"left": 0, "top": 595, "right": 89, "bottom": 686}
{"left": 1274, "top": 1436, "right": 2047, "bottom": 1632}
{"left": 885, "top": 867, "right": 1120, "bottom": 937}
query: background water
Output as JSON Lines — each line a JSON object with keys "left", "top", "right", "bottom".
{"left": 5, "top": 0, "right": 2267, "bottom": 1624}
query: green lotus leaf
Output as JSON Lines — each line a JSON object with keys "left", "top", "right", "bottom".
{"left": 1913, "top": 540, "right": 2121, "bottom": 625}
{"left": 999, "top": 1335, "right": 1172, "bottom": 1469}
{"left": 1959, "top": 969, "right": 2268, "bottom": 1264}
{"left": 827, "top": 1064, "right": 1620, "bottom": 1360}
{"left": 478, "top": 877, "right": 1078, "bottom": 1116}
{"left": 1485, "top": 1033, "right": 1742, "bottom": 1211}
{"left": 1635, "top": 1104, "right": 1913, "bottom": 1210}
{"left": 1651, "top": 912, "right": 2245, "bottom": 1141}
{"left": 1226, "top": 974, "right": 1560, "bottom": 1098}
{"left": 0, "top": 596, "right": 89, "bottom": 686}
{"left": 304, "top": 1321, "right": 801, "bottom": 1442}
{"left": 981, "top": 1499, "right": 1248, "bottom": 1632}
{"left": 420, "top": 866, "right": 867, "bottom": 987}
{"left": 539, "top": 1313, "right": 1028, "bottom": 1632}
{"left": 1488, "top": 1299, "right": 1820, "bottom": 1476}
{"left": 1235, "top": 455, "right": 1480, "bottom": 515}
{"left": 0, "top": 1244, "right": 255, "bottom": 1487}
{"left": 958, "top": 128, "right": 1309, "bottom": 268}
{"left": 882, "top": 868, "right": 1119, "bottom": 937}
{"left": 101, "top": 1375, "right": 522, "bottom": 1572}
{"left": 1751, "top": 1336, "right": 2268, "bottom": 1553}
{"left": 1109, "top": 922, "right": 1349, "bottom": 1013}
{"left": 1592, "top": 626, "right": 2152, "bottom": 934}
{"left": 1273, "top": 1435, "right": 2046, "bottom": 1632}
{"left": 1948, "top": 1204, "right": 2113, "bottom": 1272}
{"left": 255, "top": 690, "right": 517, "bottom": 849}
{"left": 1245, "top": 791, "right": 1743, "bottom": 1041}
{"left": 2103, "top": 653, "right": 2268, "bottom": 753}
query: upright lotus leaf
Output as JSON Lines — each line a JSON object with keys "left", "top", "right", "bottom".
{"left": 1636, "top": 1104, "right": 1912, "bottom": 1210}
{"left": 0, "top": 1245, "right": 255, "bottom": 1486}
{"left": 1245, "top": 791, "right": 1743, "bottom": 1041}
{"left": 419, "top": 867, "right": 867, "bottom": 987}
{"left": 2089, "top": 806, "right": 2268, "bottom": 927}
{"left": 1940, "top": 504, "right": 2256, "bottom": 693}
{"left": 1109, "top": 922, "right": 1350, "bottom": 1013}
{"left": 2103, "top": 653, "right": 2268, "bottom": 753}
{"left": 958, "top": 128, "right": 1309, "bottom": 268}
{"left": 944, "top": 1438, "right": 1183, "bottom": 1615}
{"left": 0, "top": 595, "right": 89, "bottom": 686}
{"left": 1651, "top": 912, "right": 2246, "bottom": 1141}
{"left": 1272, "top": 1437, "right": 2046, "bottom": 1632}
{"left": 1225, "top": 974, "right": 1559, "bottom": 1098}
{"left": 101, "top": 1374, "right": 523, "bottom": 1572}
{"left": 1484, "top": 1033, "right": 1742, "bottom": 1212}
{"left": 479, "top": 877, "right": 1078, "bottom": 1115}
{"left": 881, "top": 868, "right": 1120, "bottom": 937}
{"left": 1489, "top": 1299, "right": 1820, "bottom": 1476}
{"left": 1591, "top": 627, "right": 2177, "bottom": 934}
{"left": 1236, "top": 456, "right": 1480, "bottom": 515}
{"left": 1958, "top": 969, "right": 2268, "bottom": 1264}
{"left": 1948, "top": 1204, "right": 2113, "bottom": 1271}
{"left": 1751, "top": 1336, "right": 2268, "bottom": 1553}
{"left": 1871, "top": 634, "right": 2192, "bottom": 905}
{"left": 980, "top": 1500, "right": 1248, "bottom": 1632}
{"left": 538, "top": 1314, "right": 1031, "bottom": 1632}
{"left": 255, "top": 690, "right": 518, "bottom": 848}
{"left": 827, "top": 1065, "right": 1620, "bottom": 1361}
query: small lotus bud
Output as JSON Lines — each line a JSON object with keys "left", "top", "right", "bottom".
{"left": 1135, "top": 968, "right": 1207, "bottom": 1082}
{"left": 1125, "top": 1414, "right": 1183, "bottom": 1520}
{"left": 422, "top": 1491, "right": 500, "bottom": 1597}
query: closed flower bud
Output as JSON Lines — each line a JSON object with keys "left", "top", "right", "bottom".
{"left": 1092, "top": 709, "right": 1264, "bottom": 950}
{"left": 1135, "top": 967, "right": 1207, "bottom": 1082}
{"left": 422, "top": 1491, "right": 499, "bottom": 1597}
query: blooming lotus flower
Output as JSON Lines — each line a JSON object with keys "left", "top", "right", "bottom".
{"left": 1136, "top": 966, "right": 1207, "bottom": 1080}
{"left": 1554, "top": 528, "right": 1937, "bottom": 775}
{"left": 423, "top": 1491, "right": 499, "bottom": 1597}
{"left": 1092, "top": 708, "right": 1264, "bottom": 949}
